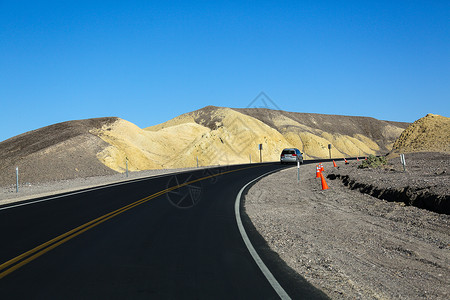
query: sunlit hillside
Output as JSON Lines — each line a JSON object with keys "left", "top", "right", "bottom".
{"left": 0, "top": 106, "right": 411, "bottom": 182}
{"left": 392, "top": 113, "right": 450, "bottom": 153}
{"left": 91, "top": 106, "right": 409, "bottom": 172}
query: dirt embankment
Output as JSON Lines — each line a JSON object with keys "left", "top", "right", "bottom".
{"left": 244, "top": 161, "right": 449, "bottom": 299}
{"left": 327, "top": 152, "right": 449, "bottom": 214}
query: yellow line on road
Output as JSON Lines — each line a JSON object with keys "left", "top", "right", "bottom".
{"left": 0, "top": 165, "right": 260, "bottom": 279}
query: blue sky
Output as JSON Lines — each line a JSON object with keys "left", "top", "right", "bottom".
{"left": 1, "top": 0, "right": 449, "bottom": 142}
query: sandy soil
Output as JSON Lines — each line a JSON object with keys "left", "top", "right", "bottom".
{"left": 244, "top": 161, "right": 449, "bottom": 299}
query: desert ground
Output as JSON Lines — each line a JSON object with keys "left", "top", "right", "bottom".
{"left": 327, "top": 152, "right": 449, "bottom": 214}
{"left": 244, "top": 156, "right": 449, "bottom": 299}
{"left": 2, "top": 154, "right": 448, "bottom": 299}
{"left": 0, "top": 109, "right": 447, "bottom": 299}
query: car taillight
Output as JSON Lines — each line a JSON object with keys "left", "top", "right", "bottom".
{"left": 281, "top": 154, "right": 284, "bottom": 157}
{"left": 292, "top": 153, "right": 297, "bottom": 156}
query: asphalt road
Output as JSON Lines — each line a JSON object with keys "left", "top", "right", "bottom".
{"left": 0, "top": 162, "right": 328, "bottom": 299}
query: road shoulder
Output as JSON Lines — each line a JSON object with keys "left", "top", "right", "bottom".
{"left": 244, "top": 162, "right": 449, "bottom": 299}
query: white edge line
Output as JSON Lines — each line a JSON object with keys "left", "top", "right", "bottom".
{"left": 0, "top": 176, "right": 150, "bottom": 211}
{"left": 235, "top": 169, "right": 291, "bottom": 300}
{"left": 0, "top": 167, "right": 212, "bottom": 211}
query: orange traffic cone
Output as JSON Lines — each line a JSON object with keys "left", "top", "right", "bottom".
{"left": 333, "top": 160, "right": 337, "bottom": 167}
{"left": 365, "top": 157, "right": 367, "bottom": 160}
{"left": 357, "top": 157, "right": 360, "bottom": 161}
{"left": 320, "top": 163, "right": 324, "bottom": 172}
{"left": 320, "top": 173, "right": 329, "bottom": 190}
{"left": 315, "top": 165, "right": 321, "bottom": 178}
{"left": 344, "top": 158, "right": 349, "bottom": 164}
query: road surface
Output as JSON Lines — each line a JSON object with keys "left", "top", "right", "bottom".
{"left": 0, "top": 163, "right": 328, "bottom": 299}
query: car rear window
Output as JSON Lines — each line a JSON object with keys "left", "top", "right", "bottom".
{"left": 282, "top": 150, "right": 295, "bottom": 154}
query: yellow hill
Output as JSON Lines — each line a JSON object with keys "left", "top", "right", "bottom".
{"left": 93, "top": 108, "right": 294, "bottom": 171}
{"left": 392, "top": 114, "right": 450, "bottom": 153}
{"left": 91, "top": 119, "right": 210, "bottom": 172}
{"left": 90, "top": 106, "right": 409, "bottom": 172}
{"left": 0, "top": 109, "right": 410, "bottom": 183}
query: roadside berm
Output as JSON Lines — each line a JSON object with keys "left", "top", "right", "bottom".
{"left": 327, "top": 152, "right": 449, "bottom": 214}
{"left": 325, "top": 113, "right": 450, "bottom": 215}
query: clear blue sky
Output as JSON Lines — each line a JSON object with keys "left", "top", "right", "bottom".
{"left": 1, "top": 0, "right": 449, "bottom": 142}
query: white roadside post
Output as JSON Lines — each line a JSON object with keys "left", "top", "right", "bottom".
{"left": 400, "top": 154, "right": 406, "bottom": 172}
{"left": 125, "top": 157, "right": 129, "bottom": 177}
{"left": 297, "top": 159, "right": 300, "bottom": 182}
{"left": 249, "top": 154, "right": 251, "bottom": 164}
{"left": 16, "top": 167, "right": 19, "bottom": 193}
{"left": 196, "top": 156, "right": 199, "bottom": 168}
{"left": 259, "top": 144, "right": 263, "bottom": 163}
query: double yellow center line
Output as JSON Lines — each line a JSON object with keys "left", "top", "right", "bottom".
{"left": 0, "top": 165, "right": 259, "bottom": 279}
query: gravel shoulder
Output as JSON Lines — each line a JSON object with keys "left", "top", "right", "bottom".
{"left": 0, "top": 167, "right": 207, "bottom": 206}
{"left": 244, "top": 161, "right": 449, "bottom": 299}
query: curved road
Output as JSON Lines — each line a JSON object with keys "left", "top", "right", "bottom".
{"left": 0, "top": 162, "right": 329, "bottom": 299}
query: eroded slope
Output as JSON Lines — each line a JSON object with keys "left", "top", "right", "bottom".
{"left": 393, "top": 113, "right": 450, "bottom": 153}
{"left": 0, "top": 118, "right": 118, "bottom": 186}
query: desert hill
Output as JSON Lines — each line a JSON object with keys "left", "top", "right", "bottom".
{"left": 392, "top": 113, "right": 450, "bottom": 153}
{"left": 233, "top": 107, "right": 409, "bottom": 154}
{"left": 0, "top": 118, "right": 118, "bottom": 187}
{"left": 138, "top": 106, "right": 409, "bottom": 168}
{"left": 234, "top": 108, "right": 408, "bottom": 146}
{"left": 0, "top": 106, "right": 410, "bottom": 185}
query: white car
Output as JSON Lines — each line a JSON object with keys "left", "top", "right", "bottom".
{"left": 280, "top": 148, "right": 303, "bottom": 164}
